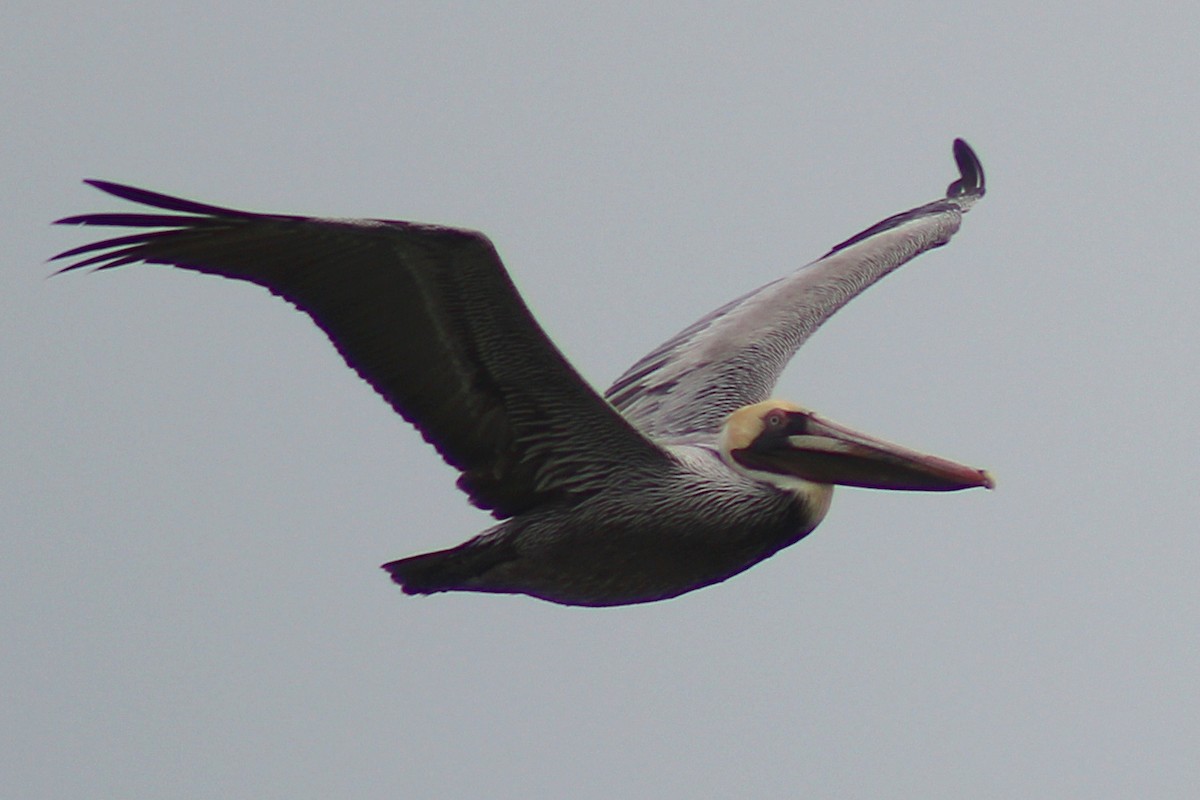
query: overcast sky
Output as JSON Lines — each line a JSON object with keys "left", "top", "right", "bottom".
{"left": 4, "top": 3, "right": 1198, "bottom": 798}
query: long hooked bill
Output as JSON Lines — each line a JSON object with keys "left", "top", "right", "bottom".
{"left": 743, "top": 411, "right": 994, "bottom": 491}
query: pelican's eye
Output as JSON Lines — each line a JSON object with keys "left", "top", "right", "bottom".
{"left": 764, "top": 409, "right": 808, "bottom": 436}
{"left": 765, "top": 410, "right": 788, "bottom": 431}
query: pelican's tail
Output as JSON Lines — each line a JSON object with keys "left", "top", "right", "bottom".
{"left": 382, "top": 538, "right": 516, "bottom": 596}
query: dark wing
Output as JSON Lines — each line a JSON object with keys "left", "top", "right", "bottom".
{"left": 605, "top": 139, "right": 986, "bottom": 441}
{"left": 54, "top": 181, "right": 665, "bottom": 518}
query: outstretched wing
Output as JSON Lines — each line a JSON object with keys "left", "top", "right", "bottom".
{"left": 605, "top": 139, "right": 986, "bottom": 441}
{"left": 54, "top": 182, "right": 665, "bottom": 518}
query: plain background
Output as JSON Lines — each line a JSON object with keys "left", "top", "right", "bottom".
{"left": 4, "top": 3, "right": 1197, "bottom": 798}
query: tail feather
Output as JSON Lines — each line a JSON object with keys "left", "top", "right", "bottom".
{"left": 382, "top": 539, "right": 516, "bottom": 596}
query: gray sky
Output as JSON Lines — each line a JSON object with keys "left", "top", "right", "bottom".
{"left": 4, "top": 3, "right": 1198, "bottom": 798}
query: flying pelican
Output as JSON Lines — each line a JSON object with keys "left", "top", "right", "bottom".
{"left": 54, "top": 139, "right": 991, "bottom": 607}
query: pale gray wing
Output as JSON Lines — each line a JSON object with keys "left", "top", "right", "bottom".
{"left": 54, "top": 182, "right": 666, "bottom": 518}
{"left": 605, "top": 139, "right": 986, "bottom": 441}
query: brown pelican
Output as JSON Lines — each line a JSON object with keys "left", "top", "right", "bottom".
{"left": 54, "top": 139, "right": 992, "bottom": 607}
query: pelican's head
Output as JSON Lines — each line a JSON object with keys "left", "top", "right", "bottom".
{"left": 719, "top": 400, "right": 993, "bottom": 498}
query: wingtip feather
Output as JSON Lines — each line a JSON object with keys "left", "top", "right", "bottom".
{"left": 72, "top": 178, "right": 270, "bottom": 219}
{"left": 947, "top": 139, "right": 985, "bottom": 198}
